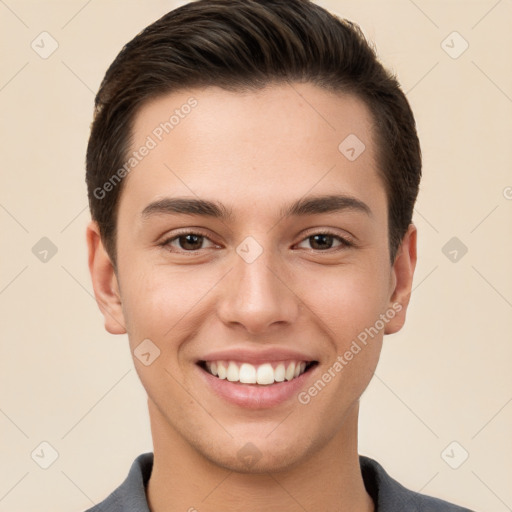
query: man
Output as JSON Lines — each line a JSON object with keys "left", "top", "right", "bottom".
{"left": 84, "top": 0, "right": 475, "bottom": 510}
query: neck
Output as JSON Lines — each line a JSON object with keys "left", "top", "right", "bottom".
{"left": 146, "top": 400, "right": 374, "bottom": 512}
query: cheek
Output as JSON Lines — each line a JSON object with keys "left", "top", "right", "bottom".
{"left": 119, "top": 263, "right": 217, "bottom": 347}
{"left": 118, "top": 269, "right": 201, "bottom": 393}
{"left": 298, "top": 261, "right": 391, "bottom": 344}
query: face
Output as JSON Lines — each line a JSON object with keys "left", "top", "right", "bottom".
{"left": 88, "top": 83, "right": 416, "bottom": 473}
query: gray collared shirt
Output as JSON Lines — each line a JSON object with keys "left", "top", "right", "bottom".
{"left": 83, "top": 452, "right": 476, "bottom": 511}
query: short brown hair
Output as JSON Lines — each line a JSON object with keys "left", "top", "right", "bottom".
{"left": 86, "top": 0, "right": 421, "bottom": 267}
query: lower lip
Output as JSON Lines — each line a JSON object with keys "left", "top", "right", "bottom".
{"left": 196, "top": 364, "right": 317, "bottom": 409}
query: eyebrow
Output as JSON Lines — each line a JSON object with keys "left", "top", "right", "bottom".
{"left": 140, "top": 194, "right": 372, "bottom": 221}
{"left": 281, "top": 194, "right": 372, "bottom": 218}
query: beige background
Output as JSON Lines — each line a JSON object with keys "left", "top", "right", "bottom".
{"left": 1, "top": 1, "right": 511, "bottom": 511}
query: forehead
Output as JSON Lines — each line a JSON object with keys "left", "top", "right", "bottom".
{"left": 121, "top": 83, "right": 385, "bottom": 219}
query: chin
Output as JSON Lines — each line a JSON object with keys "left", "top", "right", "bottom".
{"left": 202, "top": 442, "right": 311, "bottom": 475}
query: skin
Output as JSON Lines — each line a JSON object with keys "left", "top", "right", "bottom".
{"left": 87, "top": 82, "right": 417, "bottom": 512}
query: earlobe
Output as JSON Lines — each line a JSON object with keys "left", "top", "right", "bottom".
{"left": 384, "top": 224, "right": 417, "bottom": 335}
{"left": 86, "top": 220, "right": 127, "bottom": 335}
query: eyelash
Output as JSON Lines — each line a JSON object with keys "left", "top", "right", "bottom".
{"left": 159, "top": 229, "right": 355, "bottom": 254}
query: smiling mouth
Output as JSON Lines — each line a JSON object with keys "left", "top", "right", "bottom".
{"left": 198, "top": 360, "right": 318, "bottom": 385}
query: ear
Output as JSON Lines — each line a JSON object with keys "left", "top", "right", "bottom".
{"left": 384, "top": 223, "right": 417, "bottom": 335}
{"left": 86, "top": 220, "right": 127, "bottom": 335}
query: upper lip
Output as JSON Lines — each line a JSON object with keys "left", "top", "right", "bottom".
{"left": 198, "top": 347, "right": 318, "bottom": 365}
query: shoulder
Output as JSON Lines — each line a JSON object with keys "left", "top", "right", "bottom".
{"left": 359, "top": 455, "right": 477, "bottom": 512}
{"left": 82, "top": 452, "right": 154, "bottom": 512}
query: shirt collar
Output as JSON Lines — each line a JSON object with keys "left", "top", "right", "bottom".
{"left": 105, "top": 451, "right": 440, "bottom": 512}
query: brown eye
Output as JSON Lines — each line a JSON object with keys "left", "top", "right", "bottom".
{"left": 296, "top": 232, "right": 352, "bottom": 251}
{"left": 176, "top": 234, "right": 204, "bottom": 250}
{"left": 162, "top": 232, "right": 217, "bottom": 252}
{"left": 309, "top": 234, "right": 335, "bottom": 250}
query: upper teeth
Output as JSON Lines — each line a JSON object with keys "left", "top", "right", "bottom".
{"left": 205, "top": 361, "right": 308, "bottom": 385}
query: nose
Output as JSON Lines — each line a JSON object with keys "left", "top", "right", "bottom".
{"left": 216, "top": 247, "right": 301, "bottom": 335}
